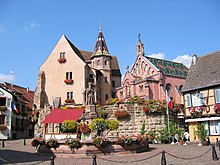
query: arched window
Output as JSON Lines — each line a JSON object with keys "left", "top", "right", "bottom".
{"left": 136, "top": 63, "right": 139, "bottom": 74}
{"left": 89, "top": 74, "right": 94, "bottom": 82}
{"left": 104, "top": 60, "right": 108, "bottom": 65}
{"left": 97, "top": 60, "right": 100, "bottom": 66}
{"left": 179, "top": 85, "right": 183, "bottom": 92}
{"left": 125, "top": 82, "right": 131, "bottom": 96}
{"left": 166, "top": 83, "right": 172, "bottom": 93}
{"left": 144, "top": 64, "right": 147, "bottom": 72}
{"left": 141, "top": 62, "right": 144, "bottom": 74}
{"left": 105, "top": 94, "right": 109, "bottom": 101}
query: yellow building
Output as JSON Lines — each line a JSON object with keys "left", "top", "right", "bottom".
{"left": 182, "top": 51, "right": 220, "bottom": 143}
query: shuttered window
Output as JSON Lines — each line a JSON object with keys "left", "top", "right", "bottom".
{"left": 215, "top": 88, "right": 220, "bottom": 103}
{"left": 185, "top": 94, "right": 191, "bottom": 107}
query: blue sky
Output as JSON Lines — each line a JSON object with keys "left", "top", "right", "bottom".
{"left": 1, "top": 0, "right": 220, "bottom": 90}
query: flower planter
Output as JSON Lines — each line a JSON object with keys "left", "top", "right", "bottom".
{"left": 0, "top": 125, "right": 7, "bottom": 130}
{"left": 58, "top": 58, "right": 66, "bottom": 63}
{"left": 65, "top": 99, "right": 75, "bottom": 104}
{"left": 120, "top": 141, "right": 149, "bottom": 153}
{"left": 0, "top": 106, "right": 7, "bottom": 111}
{"left": 214, "top": 104, "right": 220, "bottom": 114}
{"left": 64, "top": 79, "right": 73, "bottom": 84}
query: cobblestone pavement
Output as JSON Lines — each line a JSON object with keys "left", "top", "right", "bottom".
{"left": 0, "top": 139, "right": 220, "bottom": 165}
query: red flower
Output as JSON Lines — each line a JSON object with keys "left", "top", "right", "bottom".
{"left": 58, "top": 58, "right": 66, "bottom": 63}
{"left": 64, "top": 79, "right": 73, "bottom": 84}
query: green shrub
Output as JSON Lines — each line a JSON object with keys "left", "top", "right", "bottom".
{"left": 106, "top": 120, "right": 119, "bottom": 131}
{"left": 62, "top": 120, "right": 78, "bottom": 133}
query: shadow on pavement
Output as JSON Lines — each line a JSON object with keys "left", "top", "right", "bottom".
{"left": 0, "top": 149, "right": 55, "bottom": 164}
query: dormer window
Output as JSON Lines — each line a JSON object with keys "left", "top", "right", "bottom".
{"left": 104, "top": 60, "right": 108, "bottom": 65}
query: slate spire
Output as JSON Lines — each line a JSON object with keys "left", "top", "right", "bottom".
{"left": 90, "top": 25, "right": 111, "bottom": 59}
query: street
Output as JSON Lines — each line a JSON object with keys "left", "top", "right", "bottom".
{"left": 0, "top": 139, "right": 220, "bottom": 165}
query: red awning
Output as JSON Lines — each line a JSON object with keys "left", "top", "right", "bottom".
{"left": 42, "top": 109, "right": 84, "bottom": 124}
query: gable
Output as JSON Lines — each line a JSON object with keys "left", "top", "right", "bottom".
{"left": 122, "top": 72, "right": 135, "bottom": 85}
{"left": 182, "top": 51, "right": 220, "bottom": 92}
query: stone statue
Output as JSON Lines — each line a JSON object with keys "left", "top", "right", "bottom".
{"left": 86, "top": 82, "right": 95, "bottom": 105}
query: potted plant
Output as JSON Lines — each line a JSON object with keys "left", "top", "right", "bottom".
{"left": 89, "top": 118, "right": 107, "bottom": 136}
{"left": 196, "top": 123, "right": 208, "bottom": 146}
{"left": 46, "top": 138, "right": 59, "bottom": 149}
{"left": 92, "top": 136, "right": 106, "bottom": 148}
{"left": 62, "top": 120, "right": 78, "bottom": 133}
{"left": 65, "top": 138, "right": 82, "bottom": 151}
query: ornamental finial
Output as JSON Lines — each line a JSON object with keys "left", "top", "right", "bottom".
{"left": 138, "top": 33, "right": 141, "bottom": 41}
{"left": 99, "top": 21, "right": 102, "bottom": 32}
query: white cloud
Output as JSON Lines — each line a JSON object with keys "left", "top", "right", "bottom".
{"left": 24, "top": 22, "right": 41, "bottom": 30}
{"left": 172, "top": 54, "right": 192, "bottom": 68}
{"left": 147, "top": 53, "right": 165, "bottom": 59}
{"left": 0, "top": 73, "right": 16, "bottom": 83}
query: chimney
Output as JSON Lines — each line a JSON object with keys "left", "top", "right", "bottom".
{"left": 192, "top": 53, "right": 197, "bottom": 65}
{"left": 27, "top": 87, "right": 29, "bottom": 92}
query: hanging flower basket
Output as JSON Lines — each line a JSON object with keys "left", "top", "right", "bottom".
{"left": 64, "top": 79, "right": 73, "bottom": 84}
{"left": 0, "top": 106, "right": 7, "bottom": 111}
{"left": 58, "top": 58, "right": 66, "bottom": 63}
{"left": 65, "top": 138, "right": 82, "bottom": 150}
{"left": 189, "top": 106, "right": 204, "bottom": 116}
{"left": 214, "top": 103, "right": 220, "bottom": 114}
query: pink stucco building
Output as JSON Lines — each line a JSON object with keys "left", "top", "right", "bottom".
{"left": 116, "top": 39, "right": 188, "bottom": 104}
{"left": 34, "top": 28, "right": 121, "bottom": 108}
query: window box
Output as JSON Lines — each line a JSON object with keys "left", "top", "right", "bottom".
{"left": 65, "top": 99, "right": 75, "bottom": 104}
{"left": 188, "top": 106, "right": 204, "bottom": 116}
{"left": 0, "top": 106, "right": 7, "bottom": 111}
{"left": 214, "top": 103, "right": 220, "bottom": 114}
{"left": 64, "top": 79, "right": 73, "bottom": 84}
{"left": 58, "top": 58, "right": 66, "bottom": 63}
{"left": 0, "top": 124, "right": 6, "bottom": 130}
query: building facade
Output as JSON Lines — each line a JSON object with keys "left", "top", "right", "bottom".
{"left": 0, "top": 82, "right": 34, "bottom": 139}
{"left": 182, "top": 51, "right": 220, "bottom": 143}
{"left": 34, "top": 28, "right": 121, "bottom": 109}
{"left": 116, "top": 39, "right": 188, "bottom": 104}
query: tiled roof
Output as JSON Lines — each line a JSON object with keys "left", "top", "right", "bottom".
{"left": 182, "top": 51, "right": 220, "bottom": 92}
{"left": 146, "top": 56, "right": 189, "bottom": 77}
{"left": 90, "top": 30, "right": 111, "bottom": 59}
{"left": 0, "top": 82, "right": 34, "bottom": 110}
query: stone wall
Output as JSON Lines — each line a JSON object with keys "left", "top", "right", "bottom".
{"left": 105, "top": 103, "right": 166, "bottom": 137}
